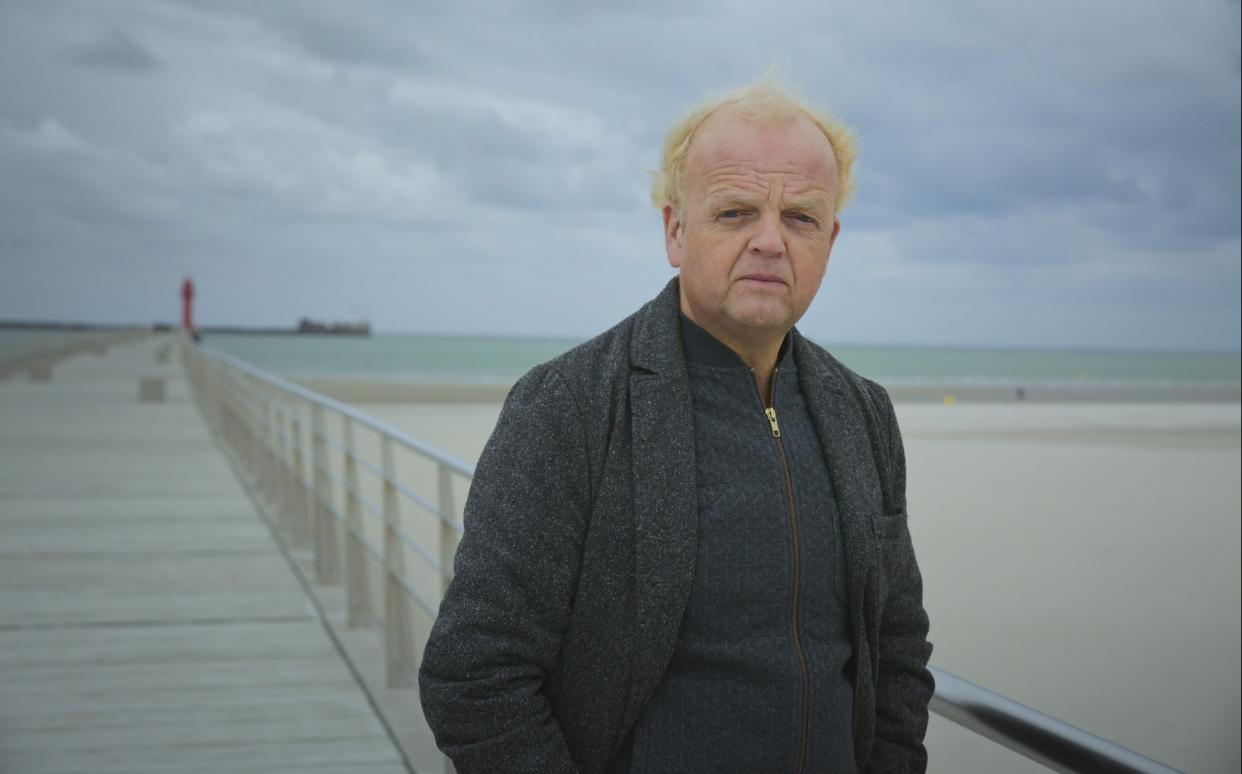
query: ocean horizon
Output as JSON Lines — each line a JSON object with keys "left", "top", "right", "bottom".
{"left": 4, "top": 328, "right": 1237, "bottom": 393}
{"left": 194, "top": 331, "right": 1242, "bottom": 392}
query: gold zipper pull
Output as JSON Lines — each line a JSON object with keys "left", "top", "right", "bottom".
{"left": 765, "top": 407, "right": 781, "bottom": 438}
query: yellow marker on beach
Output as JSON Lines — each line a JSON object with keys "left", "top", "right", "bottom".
{"left": 943, "top": 395, "right": 957, "bottom": 406}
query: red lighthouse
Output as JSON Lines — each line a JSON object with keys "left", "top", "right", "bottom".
{"left": 181, "top": 277, "right": 195, "bottom": 333}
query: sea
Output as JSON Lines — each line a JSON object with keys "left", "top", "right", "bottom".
{"left": 195, "top": 331, "right": 1242, "bottom": 394}
{"left": 2, "top": 328, "right": 1236, "bottom": 395}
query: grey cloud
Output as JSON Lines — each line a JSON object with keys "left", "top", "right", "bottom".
{"left": 251, "top": 9, "right": 426, "bottom": 71}
{"left": 164, "top": 0, "right": 430, "bottom": 71}
{"left": 67, "top": 28, "right": 161, "bottom": 73}
{"left": 834, "top": 2, "right": 1241, "bottom": 267}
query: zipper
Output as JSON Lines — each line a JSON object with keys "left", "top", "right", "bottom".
{"left": 759, "top": 367, "right": 811, "bottom": 774}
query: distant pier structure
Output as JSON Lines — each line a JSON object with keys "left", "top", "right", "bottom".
{"left": 296, "top": 317, "right": 371, "bottom": 336}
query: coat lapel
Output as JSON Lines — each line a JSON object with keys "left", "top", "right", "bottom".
{"left": 627, "top": 374, "right": 698, "bottom": 714}
{"left": 623, "top": 279, "right": 699, "bottom": 726}
{"left": 795, "top": 336, "right": 880, "bottom": 652}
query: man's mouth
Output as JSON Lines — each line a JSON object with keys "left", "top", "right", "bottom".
{"left": 737, "top": 273, "right": 787, "bottom": 286}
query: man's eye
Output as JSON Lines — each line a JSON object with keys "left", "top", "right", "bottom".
{"left": 788, "top": 212, "right": 818, "bottom": 226}
{"left": 720, "top": 209, "right": 743, "bottom": 219}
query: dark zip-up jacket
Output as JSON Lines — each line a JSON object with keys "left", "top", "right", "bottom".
{"left": 419, "top": 278, "right": 934, "bottom": 773}
{"left": 623, "top": 314, "right": 856, "bottom": 772}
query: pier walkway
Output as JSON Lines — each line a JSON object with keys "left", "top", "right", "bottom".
{"left": 0, "top": 336, "right": 410, "bottom": 773}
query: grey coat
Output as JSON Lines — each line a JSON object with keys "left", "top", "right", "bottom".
{"left": 419, "top": 279, "right": 934, "bottom": 773}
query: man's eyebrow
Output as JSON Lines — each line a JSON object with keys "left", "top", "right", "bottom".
{"left": 702, "top": 190, "right": 831, "bottom": 212}
{"left": 781, "top": 195, "right": 832, "bottom": 212}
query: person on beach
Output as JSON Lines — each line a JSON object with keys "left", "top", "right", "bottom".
{"left": 419, "top": 75, "right": 934, "bottom": 773}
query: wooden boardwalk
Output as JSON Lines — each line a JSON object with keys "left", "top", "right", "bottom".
{"left": 0, "top": 337, "right": 411, "bottom": 773}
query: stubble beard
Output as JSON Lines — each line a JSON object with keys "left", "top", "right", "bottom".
{"left": 722, "top": 287, "right": 796, "bottom": 337}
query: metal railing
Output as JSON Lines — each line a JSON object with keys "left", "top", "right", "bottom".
{"left": 181, "top": 336, "right": 469, "bottom": 691}
{"left": 179, "top": 336, "right": 1182, "bottom": 774}
{"left": 929, "top": 667, "right": 1178, "bottom": 773}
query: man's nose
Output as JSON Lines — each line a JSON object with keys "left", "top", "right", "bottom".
{"left": 748, "top": 211, "right": 786, "bottom": 257}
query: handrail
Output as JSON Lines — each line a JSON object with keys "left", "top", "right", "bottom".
{"left": 206, "top": 345, "right": 476, "bottom": 478}
{"left": 180, "top": 332, "right": 465, "bottom": 611}
{"left": 929, "top": 667, "right": 1180, "bottom": 774}
{"left": 179, "top": 335, "right": 1184, "bottom": 774}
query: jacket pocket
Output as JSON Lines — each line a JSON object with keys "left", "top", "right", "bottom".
{"left": 871, "top": 510, "right": 908, "bottom": 540}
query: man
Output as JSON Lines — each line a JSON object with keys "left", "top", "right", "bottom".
{"left": 419, "top": 76, "right": 933, "bottom": 773}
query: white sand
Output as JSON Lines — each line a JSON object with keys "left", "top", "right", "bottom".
{"left": 344, "top": 399, "right": 1240, "bottom": 773}
{"left": 898, "top": 403, "right": 1240, "bottom": 773}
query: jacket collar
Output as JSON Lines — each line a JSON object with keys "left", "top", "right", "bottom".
{"left": 632, "top": 276, "right": 800, "bottom": 377}
{"left": 629, "top": 277, "right": 689, "bottom": 379}
{"left": 792, "top": 328, "right": 851, "bottom": 397}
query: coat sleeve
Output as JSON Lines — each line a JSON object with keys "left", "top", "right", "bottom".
{"left": 418, "top": 365, "right": 591, "bottom": 774}
{"left": 868, "top": 385, "right": 936, "bottom": 774}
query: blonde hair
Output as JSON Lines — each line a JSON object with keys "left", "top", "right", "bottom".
{"left": 650, "top": 73, "right": 857, "bottom": 216}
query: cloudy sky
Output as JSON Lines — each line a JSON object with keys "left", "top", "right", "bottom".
{"left": 1, "top": 0, "right": 1238, "bottom": 350}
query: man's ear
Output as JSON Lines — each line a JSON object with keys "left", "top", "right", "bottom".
{"left": 821, "top": 216, "right": 842, "bottom": 270}
{"left": 663, "top": 205, "right": 684, "bottom": 268}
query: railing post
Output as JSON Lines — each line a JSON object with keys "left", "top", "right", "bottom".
{"left": 248, "top": 381, "right": 259, "bottom": 474}
{"left": 269, "top": 392, "right": 281, "bottom": 499}
{"left": 256, "top": 386, "right": 273, "bottom": 498}
{"left": 230, "top": 373, "right": 241, "bottom": 455}
{"left": 225, "top": 370, "right": 238, "bottom": 452}
{"left": 311, "top": 403, "right": 340, "bottom": 584}
{"left": 343, "top": 418, "right": 370, "bottom": 628}
{"left": 217, "top": 368, "right": 231, "bottom": 449}
{"left": 233, "top": 373, "right": 251, "bottom": 475}
{"left": 208, "top": 355, "right": 222, "bottom": 435}
{"left": 437, "top": 464, "right": 457, "bottom": 598}
{"left": 267, "top": 392, "right": 285, "bottom": 512}
{"left": 382, "top": 437, "right": 415, "bottom": 687}
{"left": 243, "top": 375, "right": 259, "bottom": 478}
{"left": 275, "top": 403, "right": 293, "bottom": 538}
{"left": 288, "top": 409, "right": 311, "bottom": 548}
{"left": 227, "top": 371, "right": 242, "bottom": 467}
{"left": 267, "top": 390, "right": 280, "bottom": 501}
{"left": 228, "top": 374, "right": 241, "bottom": 455}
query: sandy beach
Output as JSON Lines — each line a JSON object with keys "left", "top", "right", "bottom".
{"left": 306, "top": 381, "right": 1240, "bottom": 774}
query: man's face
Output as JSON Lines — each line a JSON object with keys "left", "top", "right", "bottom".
{"left": 664, "top": 110, "right": 841, "bottom": 353}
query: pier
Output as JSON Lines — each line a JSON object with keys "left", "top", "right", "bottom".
{"left": 0, "top": 336, "right": 411, "bottom": 773}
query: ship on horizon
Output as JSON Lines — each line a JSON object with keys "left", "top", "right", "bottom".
{"left": 295, "top": 317, "right": 371, "bottom": 336}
